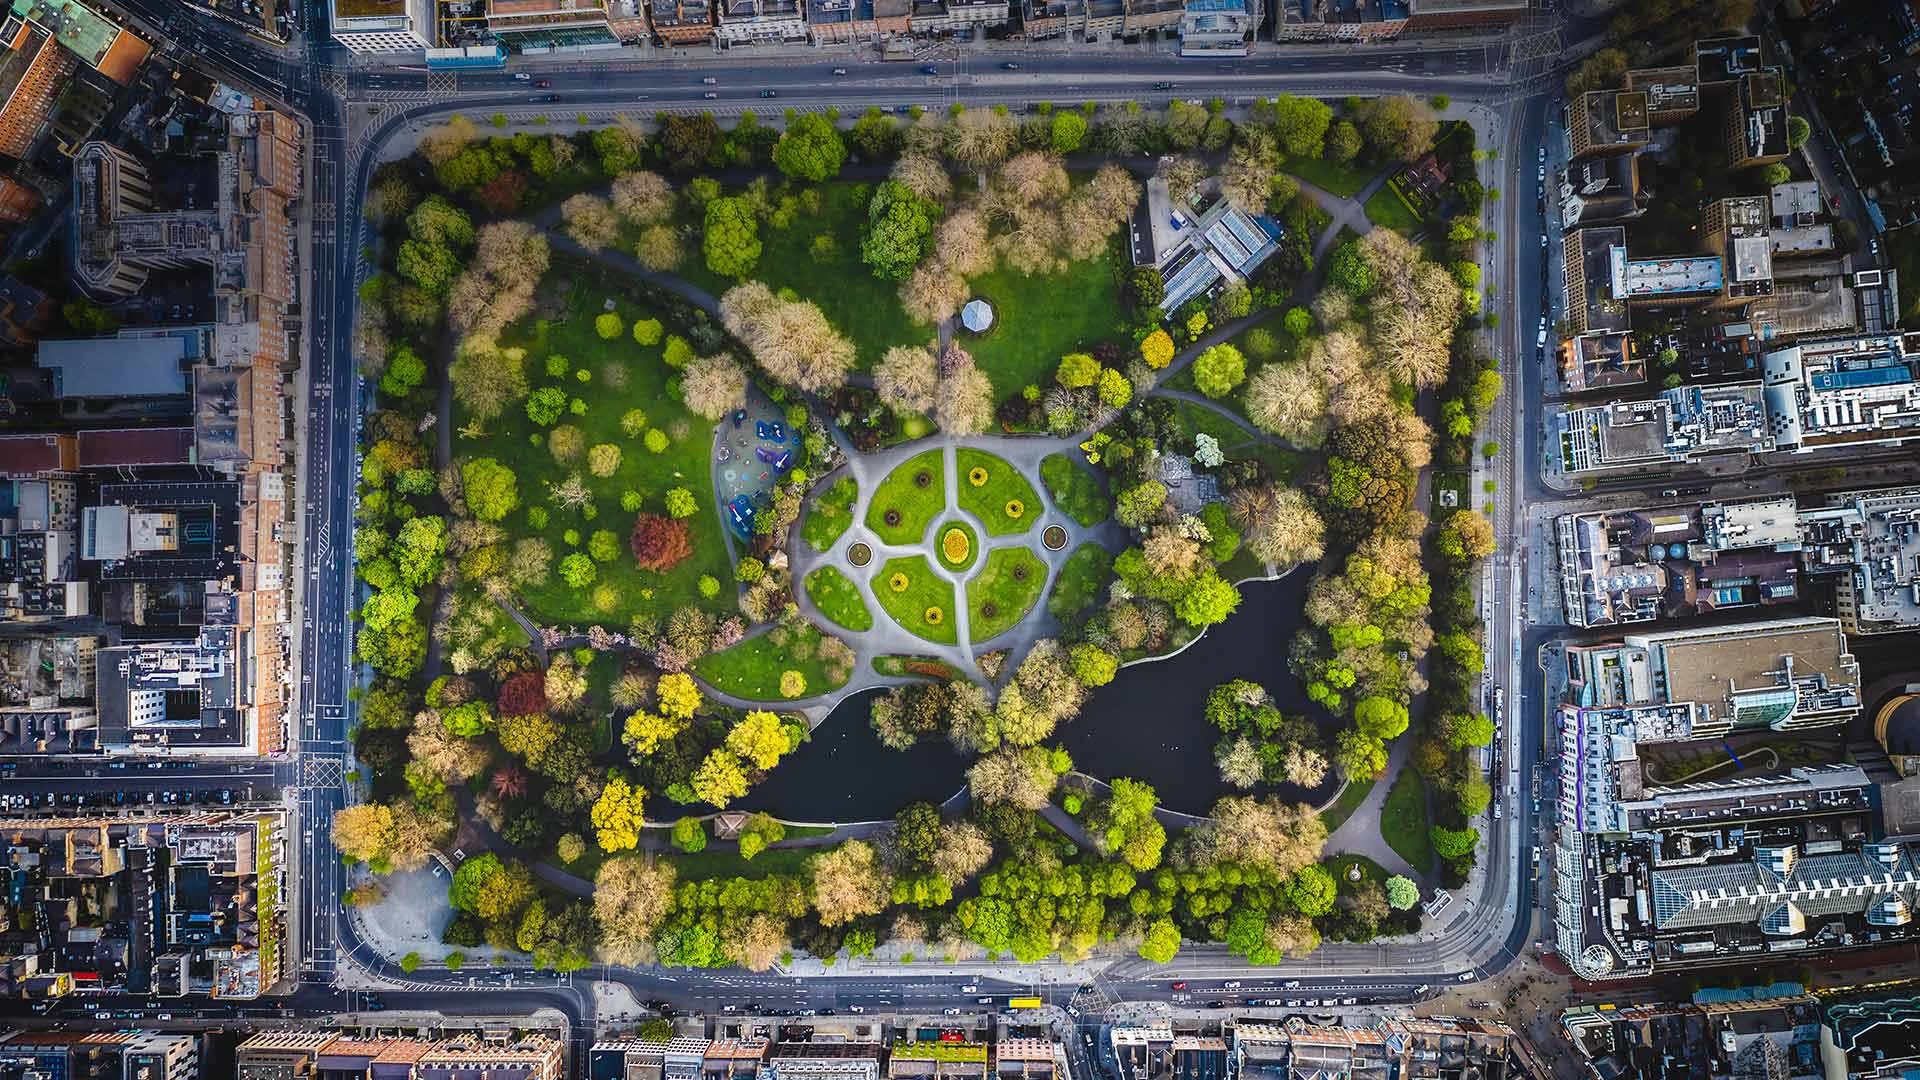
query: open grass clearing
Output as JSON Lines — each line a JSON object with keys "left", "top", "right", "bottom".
{"left": 1380, "top": 767, "right": 1434, "bottom": 874}
{"left": 865, "top": 449, "right": 946, "bottom": 546}
{"left": 482, "top": 283, "right": 731, "bottom": 628}
{"left": 1281, "top": 155, "right": 1379, "bottom": 199}
{"left": 803, "top": 566, "right": 872, "bottom": 633}
{"left": 1047, "top": 543, "right": 1112, "bottom": 622}
{"left": 1040, "top": 453, "right": 1111, "bottom": 528}
{"left": 870, "top": 554, "right": 958, "bottom": 645}
{"left": 692, "top": 621, "right": 852, "bottom": 702}
{"left": 668, "top": 843, "right": 816, "bottom": 881}
{"left": 1364, "top": 181, "right": 1424, "bottom": 235}
{"left": 963, "top": 256, "right": 1124, "bottom": 399}
{"left": 967, "top": 546, "right": 1048, "bottom": 644}
{"left": 802, "top": 475, "right": 858, "bottom": 553}
{"left": 955, "top": 448, "right": 1039, "bottom": 537}
{"left": 678, "top": 182, "right": 928, "bottom": 371}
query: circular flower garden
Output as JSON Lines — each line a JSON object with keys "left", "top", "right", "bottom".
{"left": 856, "top": 449, "right": 1054, "bottom": 645}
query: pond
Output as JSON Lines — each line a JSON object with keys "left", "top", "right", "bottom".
{"left": 745, "top": 572, "right": 1327, "bottom": 822}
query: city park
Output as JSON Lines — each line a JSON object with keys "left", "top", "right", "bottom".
{"left": 334, "top": 94, "right": 1502, "bottom": 973}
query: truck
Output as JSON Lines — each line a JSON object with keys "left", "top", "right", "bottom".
{"left": 1008, "top": 996, "right": 1043, "bottom": 1010}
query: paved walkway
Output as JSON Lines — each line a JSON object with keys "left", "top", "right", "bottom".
{"left": 1321, "top": 737, "right": 1422, "bottom": 881}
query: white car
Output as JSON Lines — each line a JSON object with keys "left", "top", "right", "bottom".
{"left": 1223, "top": 981, "right": 1242, "bottom": 989}
{"left": 960, "top": 984, "right": 977, "bottom": 993}
{"left": 942, "top": 1007, "right": 963, "bottom": 1016}
{"left": 1458, "top": 971, "right": 1475, "bottom": 982}
{"left": 513, "top": 72, "right": 531, "bottom": 81}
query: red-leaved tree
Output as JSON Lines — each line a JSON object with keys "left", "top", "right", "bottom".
{"left": 496, "top": 670, "right": 546, "bottom": 718}
{"left": 490, "top": 765, "right": 528, "bottom": 799}
{"left": 630, "top": 513, "right": 694, "bottom": 572}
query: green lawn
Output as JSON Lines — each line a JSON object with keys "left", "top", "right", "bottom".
{"left": 669, "top": 843, "right": 816, "bottom": 881}
{"left": 678, "top": 182, "right": 928, "bottom": 371}
{"left": 954, "top": 448, "right": 1040, "bottom": 537}
{"left": 803, "top": 566, "right": 871, "bottom": 632}
{"left": 692, "top": 621, "right": 852, "bottom": 701}
{"left": 1047, "top": 543, "right": 1112, "bottom": 621}
{"left": 802, "top": 475, "right": 858, "bottom": 553}
{"left": 964, "top": 257, "right": 1124, "bottom": 399}
{"left": 936, "top": 519, "right": 978, "bottom": 572}
{"left": 1040, "top": 453, "right": 1110, "bottom": 527}
{"left": 1170, "top": 399, "right": 1254, "bottom": 446}
{"left": 967, "top": 546, "right": 1048, "bottom": 644}
{"left": 1318, "top": 775, "right": 1378, "bottom": 835}
{"left": 484, "top": 284, "right": 731, "bottom": 628}
{"left": 1364, "top": 181, "right": 1424, "bottom": 234}
{"left": 1380, "top": 767, "right": 1435, "bottom": 875}
{"left": 865, "top": 449, "right": 946, "bottom": 546}
{"left": 870, "top": 554, "right": 958, "bottom": 645}
{"left": 1281, "top": 155, "right": 1379, "bottom": 199}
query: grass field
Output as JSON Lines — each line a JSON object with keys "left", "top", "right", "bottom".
{"left": 964, "top": 257, "right": 1124, "bottom": 399}
{"left": 803, "top": 565, "right": 871, "bottom": 632}
{"left": 1282, "top": 155, "right": 1379, "bottom": 199}
{"left": 802, "top": 475, "right": 858, "bottom": 553}
{"left": 692, "top": 621, "right": 852, "bottom": 701}
{"left": 678, "top": 182, "right": 929, "bottom": 371}
{"left": 484, "top": 286, "right": 731, "bottom": 628}
{"left": 1047, "top": 543, "right": 1112, "bottom": 622}
{"left": 1380, "top": 767, "right": 1434, "bottom": 874}
{"left": 955, "top": 448, "right": 1040, "bottom": 537}
{"left": 1040, "top": 453, "right": 1110, "bottom": 527}
{"left": 865, "top": 449, "right": 946, "bottom": 546}
{"left": 669, "top": 843, "right": 815, "bottom": 881}
{"left": 967, "top": 546, "right": 1048, "bottom": 643}
{"left": 870, "top": 554, "right": 958, "bottom": 645}
{"left": 1364, "top": 181, "right": 1424, "bottom": 234}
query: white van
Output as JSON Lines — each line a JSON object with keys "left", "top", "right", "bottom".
{"left": 1537, "top": 329, "right": 1548, "bottom": 348}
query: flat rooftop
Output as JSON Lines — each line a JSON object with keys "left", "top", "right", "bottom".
{"left": 1625, "top": 64, "right": 1700, "bottom": 114}
{"left": 1584, "top": 89, "right": 1648, "bottom": 146}
{"left": 1619, "top": 252, "right": 1723, "bottom": 297}
{"left": 1653, "top": 620, "right": 1851, "bottom": 712}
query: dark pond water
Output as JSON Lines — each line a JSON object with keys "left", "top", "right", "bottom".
{"left": 748, "top": 573, "right": 1326, "bottom": 822}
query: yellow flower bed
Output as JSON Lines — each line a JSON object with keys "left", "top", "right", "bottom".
{"left": 968, "top": 466, "right": 990, "bottom": 487}
{"left": 1004, "top": 499, "right": 1025, "bottom": 519}
{"left": 941, "top": 527, "right": 971, "bottom": 565}
{"left": 889, "top": 572, "right": 910, "bottom": 593}
{"left": 924, "top": 606, "right": 944, "bottom": 625}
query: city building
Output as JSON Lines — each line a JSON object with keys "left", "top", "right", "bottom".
{"left": 1569, "top": 88, "right": 1651, "bottom": 160}
{"left": 712, "top": 0, "right": 804, "bottom": 43}
{"left": 992, "top": 1040, "right": 1059, "bottom": 1080}
{"left": 1271, "top": 0, "right": 1405, "bottom": 41}
{"left": 0, "top": 0, "right": 150, "bottom": 160}
{"left": 239, "top": 1032, "right": 564, "bottom": 1079}
{"left": 0, "top": 809, "right": 286, "bottom": 998}
{"left": 329, "top": 0, "right": 433, "bottom": 53}
{"left": 0, "top": 1029, "right": 201, "bottom": 1078}
{"left": 888, "top": 1043, "right": 988, "bottom": 1080}
{"left": 1758, "top": 332, "right": 1920, "bottom": 456}
{"left": 1826, "top": 993, "right": 1920, "bottom": 1080}
{"left": 1555, "top": 495, "right": 1804, "bottom": 628}
{"left": 486, "top": 0, "right": 626, "bottom": 51}
{"left": 1227, "top": 1018, "right": 1517, "bottom": 1079}
{"left": 1727, "top": 70, "right": 1790, "bottom": 169}
{"left": 766, "top": 1042, "right": 881, "bottom": 1080}
{"left": 1623, "top": 64, "right": 1700, "bottom": 127}
{"left": 1021, "top": 0, "right": 1087, "bottom": 40}
{"left": 1133, "top": 177, "right": 1281, "bottom": 313}
{"left": 0, "top": 274, "right": 53, "bottom": 350}
{"left": 802, "top": 0, "right": 909, "bottom": 44}
{"left": 1176, "top": 0, "right": 1254, "bottom": 55}
{"left": 1553, "top": 382, "right": 1772, "bottom": 475}
{"left": 1561, "top": 992, "right": 1823, "bottom": 1080}
{"left": 647, "top": 0, "right": 714, "bottom": 43}
{"left": 1119, "top": 0, "right": 1181, "bottom": 36}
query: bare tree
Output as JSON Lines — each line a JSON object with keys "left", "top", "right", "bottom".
{"left": 933, "top": 343, "right": 994, "bottom": 435}
{"left": 1229, "top": 484, "right": 1326, "bottom": 568}
{"left": 874, "top": 344, "right": 940, "bottom": 414}
{"left": 890, "top": 152, "right": 955, "bottom": 205}
{"left": 560, "top": 193, "right": 620, "bottom": 252}
{"left": 633, "top": 224, "right": 684, "bottom": 271}
{"left": 718, "top": 282, "right": 857, "bottom": 394}
{"left": 610, "top": 170, "right": 675, "bottom": 225}
{"left": 900, "top": 262, "right": 969, "bottom": 325}
{"left": 1244, "top": 361, "right": 1330, "bottom": 446}
{"left": 681, "top": 353, "right": 750, "bottom": 420}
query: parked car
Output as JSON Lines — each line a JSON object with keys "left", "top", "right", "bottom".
{"left": 1001, "top": 61, "right": 1020, "bottom": 69}
{"left": 920, "top": 65, "right": 939, "bottom": 74}
{"left": 513, "top": 72, "right": 531, "bottom": 81}
{"left": 534, "top": 78, "right": 551, "bottom": 88}
{"left": 701, "top": 76, "right": 717, "bottom": 84}
{"left": 832, "top": 67, "right": 848, "bottom": 75}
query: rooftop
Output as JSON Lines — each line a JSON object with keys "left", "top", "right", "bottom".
{"left": 1624, "top": 64, "right": 1701, "bottom": 115}
{"left": 1696, "top": 34, "right": 1765, "bottom": 85}
{"left": 36, "top": 336, "right": 191, "bottom": 399}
